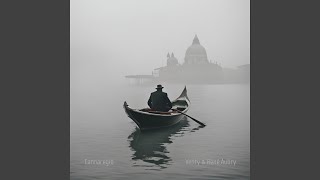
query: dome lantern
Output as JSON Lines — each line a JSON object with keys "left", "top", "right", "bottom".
{"left": 192, "top": 34, "right": 200, "bottom": 45}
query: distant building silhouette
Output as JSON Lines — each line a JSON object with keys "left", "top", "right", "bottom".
{"left": 155, "top": 35, "right": 223, "bottom": 83}
{"left": 184, "top": 35, "right": 209, "bottom": 64}
{"left": 167, "top": 52, "right": 179, "bottom": 67}
{"left": 125, "top": 35, "right": 250, "bottom": 84}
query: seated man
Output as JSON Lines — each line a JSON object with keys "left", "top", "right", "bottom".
{"left": 148, "top": 84, "right": 172, "bottom": 112}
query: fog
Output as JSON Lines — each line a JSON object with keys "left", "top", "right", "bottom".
{"left": 71, "top": 2, "right": 250, "bottom": 178}
{"left": 71, "top": 0, "right": 249, "bottom": 85}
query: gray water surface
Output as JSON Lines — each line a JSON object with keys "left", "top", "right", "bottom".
{"left": 71, "top": 83, "right": 250, "bottom": 180}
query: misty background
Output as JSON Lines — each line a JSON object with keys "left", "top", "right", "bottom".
{"left": 71, "top": 0, "right": 249, "bottom": 86}
{"left": 71, "top": 1, "right": 250, "bottom": 179}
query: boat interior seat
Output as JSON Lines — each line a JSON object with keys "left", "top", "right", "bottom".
{"left": 176, "top": 107, "right": 186, "bottom": 111}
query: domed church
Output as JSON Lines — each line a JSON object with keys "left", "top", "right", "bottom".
{"left": 126, "top": 35, "right": 249, "bottom": 84}
{"left": 152, "top": 34, "right": 224, "bottom": 83}
{"left": 184, "top": 35, "right": 209, "bottom": 64}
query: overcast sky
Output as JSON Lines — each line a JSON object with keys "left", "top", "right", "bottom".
{"left": 71, "top": 0, "right": 249, "bottom": 83}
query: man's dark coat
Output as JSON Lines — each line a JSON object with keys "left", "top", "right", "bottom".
{"left": 148, "top": 90, "right": 172, "bottom": 112}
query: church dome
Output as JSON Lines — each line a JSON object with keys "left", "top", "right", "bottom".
{"left": 184, "top": 35, "right": 208, "bottom": 64}
{"left": 185, "top": 44, "right": 207, "bottom": 57}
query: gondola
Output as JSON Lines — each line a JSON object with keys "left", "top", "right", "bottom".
{"left": 123, "top": 86, "right": 190, "bottom": 131}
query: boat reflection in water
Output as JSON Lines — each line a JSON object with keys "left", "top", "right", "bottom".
{"left": 127, "top": 117, "right": 203, "bottom": 170}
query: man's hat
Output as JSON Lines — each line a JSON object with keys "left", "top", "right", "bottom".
{"left": 156, "top": 84, "right": 164, "bottom": 89}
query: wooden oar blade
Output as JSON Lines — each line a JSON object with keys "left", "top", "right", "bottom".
{"left": 173, "top": 109, "right": 206, "bottom": 126}
{"left": 186, "top": 115, "right": 206, "bottom": 126}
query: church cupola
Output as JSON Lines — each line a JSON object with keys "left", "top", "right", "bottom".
{"left": 184, "top": 34, "right": 208, "bottom": 64}
{"left": 192, "top": 34, "right": 200, "bottom": 45}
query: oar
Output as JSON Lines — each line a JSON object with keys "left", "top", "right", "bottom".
{"left": 172, "top": 109, "right": 206, "bottom": 126}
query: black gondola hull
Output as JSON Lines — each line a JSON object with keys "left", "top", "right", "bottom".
{"left": 124, "top": 87, "right": 190, "bottom": 130}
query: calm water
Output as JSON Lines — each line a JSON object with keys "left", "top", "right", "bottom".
{"left": 71, "top": 83, "right": 250, "bottom": 180}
